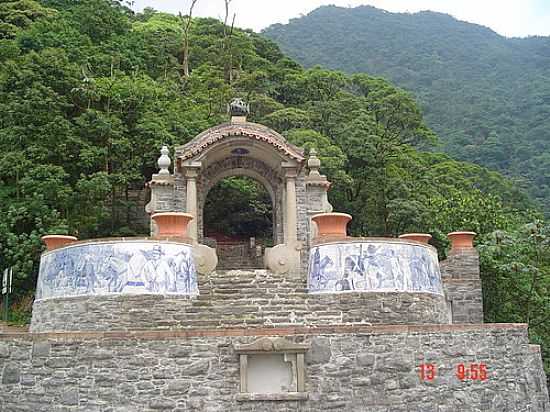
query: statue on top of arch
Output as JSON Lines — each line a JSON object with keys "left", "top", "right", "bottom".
{"left": 228, "top": 98, "right": 250, "bottom": 117}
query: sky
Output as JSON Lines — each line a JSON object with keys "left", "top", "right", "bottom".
{"left": 130, "top": 0, "right": 550, "bottom": 38}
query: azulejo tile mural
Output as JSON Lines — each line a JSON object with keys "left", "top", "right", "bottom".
{"left": 37, "top": 241, "right": 198, "bottom": 300}
{"left": 308, "top": 241, "right": 443, "bottom": 294}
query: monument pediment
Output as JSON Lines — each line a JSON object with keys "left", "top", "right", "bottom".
{"left": 176, "top": 122, "right": 305, "bottom": 163}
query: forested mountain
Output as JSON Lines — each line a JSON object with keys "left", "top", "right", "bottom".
{"left": 0, "top": 0, "right": 547, "bottom": 377}
{"left": 263, "top": 5, "right": 550, "bottom": 214}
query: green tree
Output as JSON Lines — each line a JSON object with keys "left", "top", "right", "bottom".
{"left": 479, "top": 222, "right": 550, "bottom": 378}
{"left": 0, "top": 0, "right": 54, "bottom": 39}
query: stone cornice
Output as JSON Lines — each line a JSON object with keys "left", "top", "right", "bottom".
{"left": 147, "top": 180, "right": 174, "bottom": 187}
{"left": 147, "top": 173, "right": 175, "bottom": 188}
{"left": 0, "top": 323, "right": 528, "bottom": 341}
{"left": 305, "top": 175, "right": 331, "bottom": 188}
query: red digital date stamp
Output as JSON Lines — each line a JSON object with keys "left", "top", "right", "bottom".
{"left": 419, "top": 363, "right": 488, "bottom": 381}
{"left": 419, "top": 363, "right": 437, "bottom": 381}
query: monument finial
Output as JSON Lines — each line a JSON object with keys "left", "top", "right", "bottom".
{"left": 307, "top": 148, "right": 321, "bottom": 177}
{"left": 228, "top": 98, "right": 249, "bottom": 123}
{"left": 157, "top": 145, "right": 171, "bottom": 175}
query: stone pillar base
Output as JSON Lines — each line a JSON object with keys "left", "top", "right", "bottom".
{"left": 264, "top": 243, "right": 301, "bottom": 275}
{"left": 193, "top": 243, "right": 218, "bottom": 275}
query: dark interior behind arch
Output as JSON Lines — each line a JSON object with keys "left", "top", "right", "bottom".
{"left": 203, "top": 176, "right": 273, "bottom": 244}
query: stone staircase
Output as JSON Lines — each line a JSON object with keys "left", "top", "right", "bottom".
{"left": 216, "top": 242, "right": 264, "bottom": 270}
{"left": 187, "top": 269, "right": 448, "bottom": 328}
{"left": 193, "top": 269, "right": 314, "bottom": 327}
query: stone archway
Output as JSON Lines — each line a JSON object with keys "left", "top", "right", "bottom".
{"left": 197, "top": 156, "right": 284, "bottom": 245}
{"left": 147, "top": 101, "right": 333, "bottom": 274}
{"left": 176, "top": 124, "right": 306, "bottom": 247}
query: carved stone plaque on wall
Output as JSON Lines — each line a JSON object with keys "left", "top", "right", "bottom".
{"left": 234, "top": 337, "right": 310, "bottom": 401}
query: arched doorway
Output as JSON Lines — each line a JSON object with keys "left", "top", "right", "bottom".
{"left": 197, "top": 156, "right": 284, "bottom": 246}
{"left": 203, "top": 176, "right": 273, "bottom": 269}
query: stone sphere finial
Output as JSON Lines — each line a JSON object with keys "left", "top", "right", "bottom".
{"left": 157, "top": 145, "right": 171, "bottom": 175}
{"left": 307, "top": 148, "right": 321, "bottom": 176}
{"left": 228, "top": 98, "right": 250, "bottom": 117}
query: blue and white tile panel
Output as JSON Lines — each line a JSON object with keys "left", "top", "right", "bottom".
{"left": 36, "top": 240, "right": 198, "bottom": 300}
{"left": 308, "top": 240, "right": 443, "bottom": 294}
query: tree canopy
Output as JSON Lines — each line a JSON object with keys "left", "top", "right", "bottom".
{"left": 264, "top": 5, "right": 550, "bottom": 215}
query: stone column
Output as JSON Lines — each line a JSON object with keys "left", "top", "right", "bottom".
{"left": 440, "top": 242, "right": 482, "bottom": 324}
{"left": 184, "top": 164, "right": 200, "bottom": 242}
{"left": 264, "top": 165, "right": 302, "bottom": 275}
{"left": 283, "top": 167, "right": 298, "bottom": 245}
{"left": 305, "top": 149, "right": 332, "bottom": 241}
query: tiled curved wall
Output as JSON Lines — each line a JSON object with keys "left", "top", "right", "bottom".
{"left": 36, "top": 239, "right": 198, "bottom": 300}
{"left": 308, "top": 239, "right": 443, "bottom": 294}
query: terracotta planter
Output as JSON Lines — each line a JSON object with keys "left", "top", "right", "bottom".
{"left": 41, "top": 235, "right": 78, "bottom": 251}
{"left": 398, "top": 233, "right": 432, "bottom": 244}
{"left": 447, "top": 231, "right": 476, "bottom": 250}
{"left": 311, "top": 213, "right": 352, "bottom": 238}
{"left": 152, "top": 212, "right": 194, "bottom": 238}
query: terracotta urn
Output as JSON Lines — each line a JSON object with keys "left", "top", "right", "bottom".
{"left": 152, "top": 212, "right": 194, "bottom": 238}
{"left": 398, "top": 233, "right": 432, "bottom": 244}
{"left": 41, "top": 235, "right": 78, "bottom": 251}
{"left": 312, "top": 212, "right": 352, "bottom": 238}
{"left": 447, "top": 231, "right": 476, "bottom": 250}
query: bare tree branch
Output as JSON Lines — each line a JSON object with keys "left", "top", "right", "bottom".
{"left": 222, "top": 0, "right": 236, "bottom": 84}
{"left": 223, "top": 0, "right": 232, "bottom": 29}
{"left": 179, "top": 0, "right": 199, "bottom": 78}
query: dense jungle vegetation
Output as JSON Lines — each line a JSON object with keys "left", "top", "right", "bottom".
{"left": 0, "top": 0, "right": 548, "bottom": 376}
{"left": 264, "top": 5, "right": 550, "bottom": 214}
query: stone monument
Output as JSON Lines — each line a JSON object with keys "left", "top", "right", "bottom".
{"left": 0, "top": 99, "right": 548, "bottom": 411}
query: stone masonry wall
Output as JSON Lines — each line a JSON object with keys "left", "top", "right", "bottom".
{"left": 296, "top": 173, "right": 311, "bottom": 272}
{"left": 30, "top": 270, "right": 450, "bottom": 333}
{"left": 1, "top": 324, "right": 548, "bottom": 411}
{"left": 113, "top": 189, "right": 150, "bottom": 234}
{"left": 441, "top": 249, "right": 484, "bottom": 323}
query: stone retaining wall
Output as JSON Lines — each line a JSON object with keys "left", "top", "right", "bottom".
{"left": 30, "top": 270, "right": 450, "bottom": 332}
{"left": 1, "top": 324, "right": 548, "bottom": 411}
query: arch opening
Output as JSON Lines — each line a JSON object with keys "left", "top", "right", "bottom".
{"left": 203, "top": 175, "right": 274, "bottom": 269}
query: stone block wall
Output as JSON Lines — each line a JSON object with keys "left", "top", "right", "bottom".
{"left": 30, "top": 270, "right": 450, "bottom": 333}
{"left": 173, "top": 175, "right": 186, "bottom": 212}
{"left": 1, "top": 324, "right": 548, "bottom": 411}
{"left": 149, "top": 184, "right": 175, "bottom": 213}
{"left": 120, "top": 189, "right": 150, "bottom": 233}
{"left": 441, "top": 249, "right": 484, "bottom": 323}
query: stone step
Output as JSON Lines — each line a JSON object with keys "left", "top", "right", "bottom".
{"left": 193, "top": 270, "right": 311, "bottom": 319}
